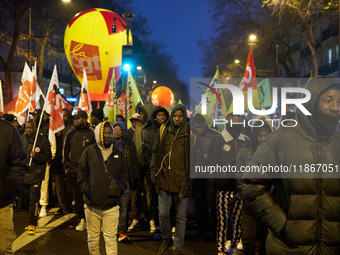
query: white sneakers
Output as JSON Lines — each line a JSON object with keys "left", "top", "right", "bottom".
{"left": 150, "top": 220, "right": 156, "bottom": 233}
{"left": 39, "top": 206, "right": 47, "bottom": 217}
{"left": 75, "top": 218, "right": 86, "bottom": 231}
{"left": 127, "top": 219, "right": 139, "bottom": 232}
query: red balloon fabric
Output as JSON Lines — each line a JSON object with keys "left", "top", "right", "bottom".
{"left": 151, "top": 86, "right": 174, "bottom": 108}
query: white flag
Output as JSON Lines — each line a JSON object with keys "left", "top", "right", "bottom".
{"left": 78, "top": 69, "right": 92, "bottom": 114}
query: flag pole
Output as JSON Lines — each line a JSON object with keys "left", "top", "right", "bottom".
{"left": 28, "top": 71, "right": 50, "bottom": 166}
{"left": 28, "top": 101, "right": 46, "bottom": 166}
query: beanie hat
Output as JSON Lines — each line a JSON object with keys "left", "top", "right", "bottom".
{"left": 91, "top": 109, "right": 104, "bottom": 121}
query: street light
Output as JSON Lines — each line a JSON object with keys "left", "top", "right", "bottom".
{"left": 249, "top": 34, "right": 257, "bottom": 41}
{"left": 234, "top": 59, "right": 240, "bottom": 64}
{"left": 137, "top": 66, "right": 142, "bottom": 70}
{"left": 122, "top": 11, "right": 135, "bottom": 119}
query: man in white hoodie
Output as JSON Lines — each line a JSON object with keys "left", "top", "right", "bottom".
{"left": 78, "top": 121, "right": 128, "bottom": 255}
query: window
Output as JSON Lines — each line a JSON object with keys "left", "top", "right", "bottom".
{"left": 328, "top": 48, "right": 332, "bottom": 65}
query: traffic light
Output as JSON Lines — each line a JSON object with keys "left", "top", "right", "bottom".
{"left": 122, "top": 45, "right": 133, "bottom": 72}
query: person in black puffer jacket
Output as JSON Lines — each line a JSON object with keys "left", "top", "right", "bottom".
{"left": 0, "top": 119, "right": 27, "bottom": 254}
{"left": 63, "top": 110, "right": 95, "bottom": 230}
{"left": 78, "top": 121, "right": 128, "bottom": 254}
{"left": 242, "top": 78, "right": 340, "bottom": 255}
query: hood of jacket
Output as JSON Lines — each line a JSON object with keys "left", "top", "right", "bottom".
{"left": 296, "top": 78, "right": 340, "bottom": 140}
{"left": 169, "top": 104, "right": 187, "bottom": 133}
{"left": 138, "top": 104, "right": 154, "bottom": 124}
{"left": 113, "top": 121, "right": 127, "bottom": 143}
{"left": 94, "top": 121, "right": 114, "bottom": 149}
{"left": 151, "top": 106, "right": 169, "bottom": 127}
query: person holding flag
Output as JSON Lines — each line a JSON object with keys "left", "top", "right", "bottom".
{"left": 22, "top": 119, "right": 51, "bottom": 235}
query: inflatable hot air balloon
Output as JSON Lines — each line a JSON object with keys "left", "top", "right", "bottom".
{"left": 151, "top": 86, "right": 174, "bottom": 109}
{"left": 64, "top": 8, "right": 132, "bottom": 101}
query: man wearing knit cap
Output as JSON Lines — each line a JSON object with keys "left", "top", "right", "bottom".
{"left": 90, "top": 109, "right": 104, "bottom": 128}
{"left": 63, "top": 109, "right": 95, "bottom": 231}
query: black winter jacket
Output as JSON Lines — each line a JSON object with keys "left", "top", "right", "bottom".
{"left": 63, "top": 124, "right": 95, "bottom": 176}
{"left": 207, "top": 129, "right": 248, "bottom": 191}
{"left": 133, "top": 104, "right": 155, "bottom": 171}
{"left": 151, "top": 104, "right": 191, "bottom": 199}
{"left": 0, "top": 120, "right": 27, "bottom": 208}
{"left": 22, "top": 133, "right": 51, "bottom": 185}
{"left": 242, "top": 79, "right": 340, "bottom": 255}
{"left": 78, "top": 122, "right": 128, "bottom": 210}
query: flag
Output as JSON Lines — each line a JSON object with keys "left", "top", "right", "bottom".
{"left": 60, "top": 94, "right": 74, "bottom": 111}
{"left": 257, "top": 78, "right": 272, "bottom": 108}
{"left": 29, "top": 62, "right": 44, "bottom": 112}
{"left": 239, "top": 47, "right": 258, "bottom": 109}
{"left": 196, "top": 66, "right": 219, "bottom": 126}
{"left": 78, "top": 69, "right": 92, "bottom": 114}
{"left": 0, "top": 80, "right": 4, "bottom": 115}
{"left": 44, "top": 66, "right": 65, "bottom": 144}
{"left": 104, "top": 71, "right": 119, "bottom": 123}
{"left": 117, "top": 92, "right": 129, "bottom": 116}
{"left": 14, "top": 63, "right": 34, "bottom": 125}
{"left": 227, "top": 48, "right": 259, "bottom": 115}
{"left": 127, "top": 71, "right": 143, "bottom": 125}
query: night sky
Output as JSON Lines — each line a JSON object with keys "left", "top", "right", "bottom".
{"left": 130, "top": 0, "right": 215, "bottom": 86}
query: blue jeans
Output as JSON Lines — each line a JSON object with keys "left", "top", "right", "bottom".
{"left": 118, "top": 184, "right": 130, "bottom": 234}
{"left": 158, "top": 189, "right": 188, "bottom": 250}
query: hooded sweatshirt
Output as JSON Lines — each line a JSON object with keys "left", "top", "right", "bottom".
{"left": 77, "top": 121, "right": 128, "bottom": 210}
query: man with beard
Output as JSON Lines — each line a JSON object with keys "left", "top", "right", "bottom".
{"left": 207, "top": 113, "right": 248, "bottom": 255}
{"left": 242, "top": 79, "right": 340, "bottom": 254}
{"left": 63, "top": 110, "right": 95, "bottom": 231}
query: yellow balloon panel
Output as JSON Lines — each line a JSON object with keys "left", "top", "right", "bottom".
{"left": 64, "top": 8, "right": 132, "bottom": 101}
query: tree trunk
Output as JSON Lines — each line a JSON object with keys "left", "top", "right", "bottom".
{"left": 5, "top": 0, "right": 22, "bottom": 102}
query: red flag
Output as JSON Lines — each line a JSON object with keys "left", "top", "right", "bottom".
{"left": 239, "top": 47, "right": 259, "bottom": 109}
{"left": 117, "top": 92, "right": 130, "bottom": 116}
{"left": 14, "top": 63, "right": 34, "bottom": 124}
{"left": 44, "top": 66, "right": 65, "bottom": 144}
{"left": 60, "top": 94, "right": 74, "bottom": 111}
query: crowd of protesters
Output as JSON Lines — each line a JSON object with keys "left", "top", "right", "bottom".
{"left": 1, "top": 78, "right": 340, "bottom": 255}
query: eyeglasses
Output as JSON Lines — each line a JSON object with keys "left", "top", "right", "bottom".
{"left": 113, "top": 127, "right": 122, "bottom": 131}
